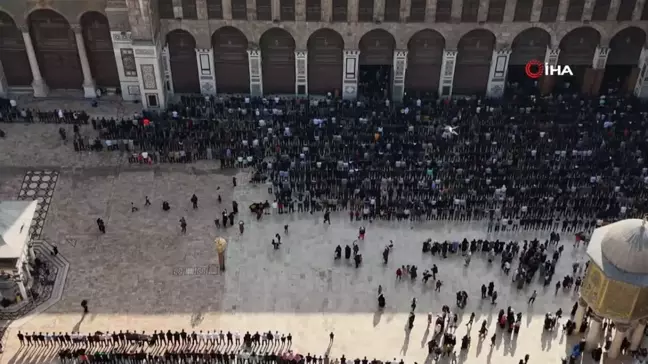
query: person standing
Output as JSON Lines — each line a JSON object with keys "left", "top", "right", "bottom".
{"left": 180, "top": 217, "right": 187, "bottom": 233}
{"left": 191, "top": 194, "right": 198, "bottom": 209}
{"left": 324, "top": 210, "right": 331, "bottom": 225}
{"left": 145, "top": 196, "right": 151, "bottom": 206}
{"left": 81, "top": 299, "right": 88, "bottom": 314}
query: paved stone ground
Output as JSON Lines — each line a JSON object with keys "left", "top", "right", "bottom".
{"left": 0, "top": 118, "right": 610, "bottom": 364}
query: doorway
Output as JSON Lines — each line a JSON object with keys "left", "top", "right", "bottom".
{"left": 506, "top": 65, "right": 540, "bottom": 96}
{"left": 600, "top": 65, "right": 634, "bottom": 95}
{"left": 358, "top": 64, "right": 391, "bottom": 100}
{"left": 553, "top": 65, "right": 586, "bottom": 95}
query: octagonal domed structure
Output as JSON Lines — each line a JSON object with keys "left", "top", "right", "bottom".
{"left": 581, "top": 219, "right": 648, "bottom": 323}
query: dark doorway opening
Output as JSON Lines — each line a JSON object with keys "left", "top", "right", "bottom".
{"left": 506, "top": 65, "right": 540, "bottom": 96}
{"left": 600, "top": 65, "right": 634, "bottom": 95}
{"left": 553, "top": 65, "right": 586, "bottom": 95}
{"left": 358, "top": 65, "right": 391, "bottom": 100}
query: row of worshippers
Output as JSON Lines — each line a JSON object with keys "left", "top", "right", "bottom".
{"left": 0, "top": 98, "right": 90, "bottom": 124}
{"left": 69, "top": 93, "right": 648, "bottom": 224}
{"left": 17, "top": 330, "right": 293, "bottom": 349}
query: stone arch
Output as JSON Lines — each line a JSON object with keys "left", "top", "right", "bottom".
{"left": 166, "top": 29, "right": 200, "bottom": 93}
{"left": 80, "top": 11, "right": 119, "bottom": 88}
{"left": 454, "top": 29, "right": 495, "bottom": 95}
{"left": 28, "top": 9, "right": 83, "bottom": 89}
{"left": 212, "top": 26, "right": 250, "bottom": 94}
{"left": 359, "top": 29, "right": 396, "bottom": 65}
{"left": 558, "top": 27, "right": 600, "bottom": 65}
{"left": 307, "top": 28, "right": 344, "bottom": 95}
{"left": 260, "top": 27, "right": 295, "bottom": 95}
{"left": 510, "top": 27, "right": 551, "bottom": 65}
{"left": 0, "top": 11, "right": 31, "bottom": 86}
{"left": 608, "top": 27, "right": 646, "bottom": 66}
{"left": 405, "top": 29, "right": 445, "bottom": 94}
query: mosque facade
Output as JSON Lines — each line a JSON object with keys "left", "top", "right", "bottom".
{"left": 0, "top": 0, "right": 647, "bottom": 108}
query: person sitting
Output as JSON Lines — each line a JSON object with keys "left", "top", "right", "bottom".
{"left": 162, "top": 201, "right": 170, "bottom": 211}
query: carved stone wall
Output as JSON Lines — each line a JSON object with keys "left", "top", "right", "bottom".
{"left": 392, "top": 50, "right": 407, "bottom": 102}
{"left": 342, "top": 49, "right": 359, "bottom": 100}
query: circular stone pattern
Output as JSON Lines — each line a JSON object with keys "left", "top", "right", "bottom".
{"left": 39, "top": 183, "right": 49, "bottom": 189}
{"left": 26, "top": 190, "right": 36, "bottom": 197}
{"left": 31, "top": 176, "right": 40, "bottom": 182}
{"left": 29, "top": 183, "right": 38, "bottom": 189}
{"left": 41, "top": 176, "right": 51, "bottom": 182}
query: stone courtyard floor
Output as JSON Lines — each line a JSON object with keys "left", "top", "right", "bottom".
{"left": 0, "top": 121, "right": 611, "bottom": 364}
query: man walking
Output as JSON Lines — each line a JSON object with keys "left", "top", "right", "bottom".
{"left": 528, "top": 290, "right": 537, "bottom": 305}
{"left": 324, "top": 210, "right": 331, "bottom": 225}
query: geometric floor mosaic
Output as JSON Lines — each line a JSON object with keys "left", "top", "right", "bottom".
{"left": 17, "top": 170, "right": 59, "bottom": 239}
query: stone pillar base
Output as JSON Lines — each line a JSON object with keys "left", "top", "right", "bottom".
{"left": 83, "top": 81, "right": 97, "bottom": 99}
{"left": 32, "top": 79, "right": 49, "bottom": 98}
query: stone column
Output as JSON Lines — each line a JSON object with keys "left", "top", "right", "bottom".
{"left": 426, "top": 0, "right": 436, "bottom": 23}
{"left": 375, "top": 0, "right": 385, "bottom": 21}
{"left": 392, "top": 50, "right": 407, "bottom": 102}
{"left": 247, "top": 0, "right": 258, "bottom": 19}
{"left": 530, "top": 0, "right": 543, "bottom": 21}
{"left": 247, "top": 48, "right": 263, "bottom": 97}
{"left": 223, "top": 0, "right": 233, "bottom": 19}
{"left": 540, "top": 47, "right": 560, "bottom": 95}
{"left": 574, "top": 301, "right": 587, "bottom": 331}
{"left": 557, "top": 0, "right": 569, "bottom": 20}
{"left": 272, "top": 0, "right": 280, "bottom": 20}
{"left": 486, "top": 49, "right": 511, "bottom": 98}
{"left": 196, "top": 48, "right": 217, "bottom": 95}
{"left": 401, "top": 0, "right": 412, "bottom": 21}
{"left": 582, "top": 0, "right": 595, "bottom": 20}
{"left": 322, "top": 0, "right": 333, "bottom": 20}
{"left": 634, "top": 48, "right": 648, "bottom": 99}
{"left": 589, "top": 46, "right": 609, "bottom": 95}
{"left": 633, "top": 0, "right": 646, "bottom": 19}
{"left": 162, "top": 45, "right": 174, "bottom": 96}
{"left": 16, "top": 280, "right": 28, "bottom": 302}
{"left": 133, "top": 43, "right": 167, "bottom": 109}
{"left": 608, "top": 0, "right": 621, "bottom": 19}
{"left": 342, "top": 50, "right": 359, "bottom": 100}
{"left": 585, "top": 317, "right": 602, "bottom": 349}
{"left": 631, "top": 322, "right": 646, "bottom": 350}
{"left": 451, "top": 0, "right": 463, "bottom": 21}
{"left": 0, "top": 60, "right": 8, "bottom": 97}
{"left": 439, "top": 49, "right": 457, "bottom": 97}
{"left": 348, "top": 0, "right": 359, "bottom": 21}
{"left": 608, "top": 326, "right": 629, "bottom": 359}
{"left": 110, "top": 31, "right": 141, "bottom": 102}
{"left": 72, "top": 25, "right": 97, "bottom": 98}
{"left": 22, "top": 30, "right": 48, "bottom": 97}
{"left": 173, "top": 0, "right": 184, "bottom": 17}
{"left": 295, "top": 50, "right": 307, "bottom": 95}
{"left": 503, "top": 0, "right": 516, "bottom": 21}
{"left": 478, "top": 0, "right": 490, "bottom": 22}
{"left": 295, "top": 0, "right": 306, "bottom": 20}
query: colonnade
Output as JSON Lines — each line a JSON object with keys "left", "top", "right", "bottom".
{"left": 3, "top": 32, "right": 648, "bottom": 109}
{"left": 575, "top": 299, "right": 647, "bottom": 358}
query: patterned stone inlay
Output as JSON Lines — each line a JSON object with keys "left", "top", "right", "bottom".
{"left": 17, "top": 170, "right": 60, "bottom": 239}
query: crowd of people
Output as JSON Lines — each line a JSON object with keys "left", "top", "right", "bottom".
{"left": 4, "top": 91, "right": 647, "bottom": 363}
{"left": 50, "top": 94, "right": 647, "bottom": 229}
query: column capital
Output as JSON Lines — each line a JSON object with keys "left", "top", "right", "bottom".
{"left": 614, "top": 322, "right": 633, "bottom": 332}
{"left": 494, "top": 48, "right": 512, "bottom": 55}
{"left": 444, "top": 49, "right": 458, "bottom": 57}
{"left": 344, "top": 50, "right": 360, "bottom": 56}
{"left": 247, "top": 48, "right": 261, "bottom": 57}
{"left": 295, "top": 50, "right": 307, "bottom": 58}
{"left": 395, "top": 50, "right": 408, "bottom": 58}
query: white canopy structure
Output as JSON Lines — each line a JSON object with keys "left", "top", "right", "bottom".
{"left": 0, "top": 200, "right": 38, "bottom": 261}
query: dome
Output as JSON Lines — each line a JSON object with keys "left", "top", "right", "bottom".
{"left": 600, "top": 219, "right": 648, "bottom": 274}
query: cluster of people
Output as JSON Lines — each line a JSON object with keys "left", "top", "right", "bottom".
{"left": 0, "top": 99, "right": 90, "bottom": 124}
{"left": 46, "top": 93, "right": 647, "bottom": 228}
